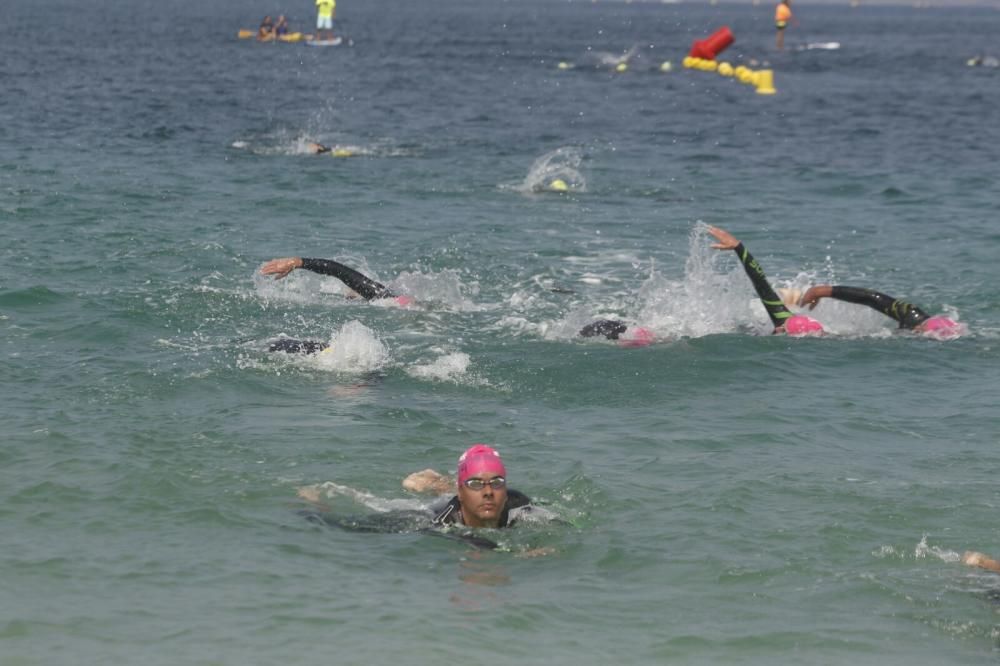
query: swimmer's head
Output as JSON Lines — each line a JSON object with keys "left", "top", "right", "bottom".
{"left": 918, "top": 316, "right": 962, "bottom": 339}
{"left": 393, "top": 295, "right": 415, "bottom": 307}
{"left": 457, "top": 444, "right": 506, "bottom": 486}
{"left": 618, "top": 326, "right": 655, "bottom": 348}
{"left": 783, "top": 314, "right": 824, "bottom": 337}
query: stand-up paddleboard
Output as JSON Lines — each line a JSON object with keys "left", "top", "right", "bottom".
{"left": 805, "top": 41, "right": 841, "bottom": 50}
{"left": 307, "top": 37, "right": 343, "bottom": 46}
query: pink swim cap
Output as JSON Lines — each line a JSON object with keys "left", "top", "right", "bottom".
{"left": 457, "top": 444, "right": 506, "bottom": 485}
{"left": 920, "top": 316, "right": 962, "bottom": 339}
{"left": 783, "top": 314, "right": 824, "bottom": 337}
{"left": 393, "top": 295, "right": 415, "bottom": 307}
{"left": 618, "top": 326, "right": 655, "bottom": 348}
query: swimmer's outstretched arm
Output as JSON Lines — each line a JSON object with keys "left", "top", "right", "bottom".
{"left": 707, "top": 226, "right": 793, "bottom": 331}
{"left": 260, "top": 256, "right": 394, "bottom": 300}
{"left": 963, "top": 551, "right": 1000, "bottom": 573}
{"left": 296, "top": 484, "right": 332, "bottom": 511}
{"left": 402, "top": 469, "right": 454, "bottom": 494}
{"left": 800, "top": 285, "right": 929, "bottom": 329}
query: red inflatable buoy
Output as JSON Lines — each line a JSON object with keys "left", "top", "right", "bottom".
{"left": 688, "top": 26, "right": 734, "bottom": 60}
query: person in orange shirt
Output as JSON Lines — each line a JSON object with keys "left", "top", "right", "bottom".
{"left": 775, "top": 0, "right": 794, "bottom": 50}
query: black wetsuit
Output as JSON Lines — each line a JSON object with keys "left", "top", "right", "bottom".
{"left": 300, "top": 258, "right": 396, "bottom": 301}
{"left": 732, "top": 243, "right": 794, "bottom": 330}
{"left": 300, "top": 489, "right": 535, "bottom": 550}
{"left": 431, "top": 489, "right": 534, "bottom": 528}
{"left": 578, "top": 319, "right": 629, "bottom": 340}
{"left": 268, "top": 338, "right": 327, "bottom": 354}
{"left": 827, "top": 286, "right": 930, "bottom": 329}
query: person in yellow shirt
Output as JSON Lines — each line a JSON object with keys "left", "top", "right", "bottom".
{"left": 316, "top": 0, "right": 336, "bottom": 42}
{"left": 775, "top": 0, "right": 793, "bottom": 50}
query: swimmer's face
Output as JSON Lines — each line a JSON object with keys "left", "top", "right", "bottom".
{"left": 457, "top": 475, "right": 508, "bottom": 528}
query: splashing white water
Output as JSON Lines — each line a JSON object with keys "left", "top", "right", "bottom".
{"left": 506, "top": 146, "right": 587, "bottom": 194}
{"left": 407, "top": 351, "right": 477, "bottom": 384}
{"left": 914, "top": 534, "right": 961, "bottom": 563}
{"left": 310, "top": 320, "right": 390, "bottom": 373}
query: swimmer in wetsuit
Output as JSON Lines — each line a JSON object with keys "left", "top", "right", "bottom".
{"left": 798, "top": 285, "right": 961, "bottom": 337}
{"left": 578, "top": 319, "right": 654, "bottom": 346}
{"left": 708, "top": 225, "right": 824, "bottom": 336}
{"left": 298, "top": 444, "right": 553, "bottom": 551}
{"left": 260, "top": 256, "right": 414, "bottom": 306}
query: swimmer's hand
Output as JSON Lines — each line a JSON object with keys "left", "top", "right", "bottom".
{"left": 706, "top": 225, "right": 740, "bottom": 251}
{"left": 402, "top": 469, "right": 453, "bottom": 494}
{"left": 963, "top": 550, "right": 1000, "bottom": 572}
{"left": 516, "top": 546, "right": 557, "bottom": 559}
{"left": 297, "top": 484, "right": 324, "bottom": 504}
{"left": 963, "top": 551, "right": 984, "bottom": 567}
{"left": 798, "top": 285, "right": 833, "bottom": 310}
{"left": 260, "top": 257, "right": 303, "bottom": 279}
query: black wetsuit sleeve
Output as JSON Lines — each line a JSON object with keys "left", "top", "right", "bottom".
{"left": 300, "top": 258, "right": 395, "bottom": 301}
{"left": 268, "top": 338, "right": 327, "bottom": 354}
{"left": 579, "top": 319, "right": 628, "bottom": 340}
{"left": 829, "top": 286, "right": 929, "bottom": 329}
{"left": 733, "top": 243, "right": 793, "bottom": 329}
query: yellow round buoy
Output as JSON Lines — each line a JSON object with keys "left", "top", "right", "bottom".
{"left": 717, "top": 62, "right": 734, "bottom": 77}
{"left": 683, "top": 56, "right": 696, "bottom": 69}
{"left": 702, "top": 60, "right": 718, "bottom": 72}
{"left": 659, "top": 61, "right": 673, "bottom": 72}
{"left": 549, "top": 179, "right": 568, "bottom": 192}
{"left": 755, "top": 69, "right": 776, "bottom": 95}
{"left": 332, "top": 148, "right": 354, "bottom": 157}
{"left": 557, "top": 61, "right": 572, "bottom": 70}
{"left": 615, "top": 62, "right": 628, "bottom": 73}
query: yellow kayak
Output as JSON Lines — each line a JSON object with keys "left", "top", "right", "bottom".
{"left": 238, "top": 29, "right": 310, "bottom": 43}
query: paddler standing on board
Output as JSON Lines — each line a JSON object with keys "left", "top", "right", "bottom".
{"left": 775, "top": 0, "right": 794, "bottom": 50}
{"left": 316, "top": 0, "right": 336, "bottom": 42}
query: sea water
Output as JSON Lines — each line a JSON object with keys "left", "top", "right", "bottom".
{"left": 3, "top": 0, "right": 1000, "bottom": 663}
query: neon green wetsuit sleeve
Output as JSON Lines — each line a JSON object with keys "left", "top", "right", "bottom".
{"left": 733, "top": 243, "right": 793, "bottom": 329}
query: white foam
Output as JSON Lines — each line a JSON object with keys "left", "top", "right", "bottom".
{"left": 503, "top": 146, "right": 587, "bottom": 194}
{"left": 914, "top": 534, "right": 961, "bottom": 563}
{"left": 312, "top": 481, "right": 427, "bottom": 513}
{"left": 311, "top": 320, "right": 390, "bottom": 374}
{"left": 406, "top": 351, "right": 471, "bottom": 382}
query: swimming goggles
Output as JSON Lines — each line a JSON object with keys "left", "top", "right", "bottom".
{"left": 462, "top": 476, "right": 506, "bottom": 491}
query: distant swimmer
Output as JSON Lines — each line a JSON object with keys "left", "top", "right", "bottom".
{"left": 257, "top": 15, "right": 274, "bottom": 41}
{"left": 578, "top": 319, "right": 655, "bottom": 347}
{"left": 798, "top": 285, "right": 962, "bottom": 338}
{"left": 774, "top": 0, "right": 796, "bottom": 51}
{"left": 299, "top": 444, "right": 555, "bottom": 551}
{"left": 315, "top": 0, "right": 336, "bottom": 42}
{"left": 305, "top": 142, "right": 355, "bottom": 157}
{"left": 260, "top": 256, "right": 415, "bottom": 306}
{"left": 708, "top": 225, "right": 824, "bottom": 336}
{"left": 306, "top": 142, "right": 332, "bottom": 154}
{"left": 963, "top": 550, "right": 1000, "bottom": 573}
